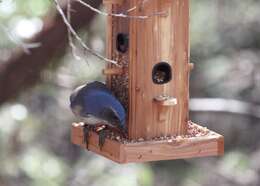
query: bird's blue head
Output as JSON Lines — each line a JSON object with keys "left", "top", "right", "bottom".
{"left": 69, "top": 84, "right": 86, "bottom": 116}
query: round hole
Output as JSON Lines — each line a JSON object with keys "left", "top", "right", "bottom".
{"left": 116, "top": 33, "right": 129, "bottom": 53}
{"left": 152, "top": 62, "right": 172, "bottom": 84}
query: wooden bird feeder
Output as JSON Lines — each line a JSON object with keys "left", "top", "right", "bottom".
{"left": 71, "top": 0, "right": 224, "bottom": 163}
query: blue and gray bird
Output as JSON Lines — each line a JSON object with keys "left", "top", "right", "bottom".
{"left": 70, "top": 81, "right": 126, "bottom": 148}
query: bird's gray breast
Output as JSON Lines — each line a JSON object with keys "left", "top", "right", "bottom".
{"left": 81, "top": 114, "right": 109, "bottom": 125}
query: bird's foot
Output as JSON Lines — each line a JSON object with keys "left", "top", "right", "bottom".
{"left": 111, "top": 126, "right": 128, "bottom": 139}
{"left": 98, "top": 129, "right": 107, "bottom": 150}
{"left": 120, "top": 129, "right": 128, "bottom": 139}
{"left": 83, "top": 124, "right": 90, "bottom": 150}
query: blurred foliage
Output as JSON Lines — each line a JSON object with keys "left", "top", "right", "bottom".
{"left": 1, "top": 0, "right": 260, "bottom": 186}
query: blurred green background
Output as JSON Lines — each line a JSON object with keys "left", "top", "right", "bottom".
{"left": 1, "top": 0, "right": 260, "bottom": 186}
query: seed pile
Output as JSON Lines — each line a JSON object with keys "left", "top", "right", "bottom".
{"left": 75, "top": 121, "right": 210, "bottom": 145}
{"left": 110, "top": 53, "right": 129, "bottom": 111}
{"left": 153, "top": 70, "right": 167, "bottom": 83}
{"left": 80, "top": 121, "right": 210, "bottom": 144}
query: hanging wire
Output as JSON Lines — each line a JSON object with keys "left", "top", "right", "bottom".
{"left": 66, "top": 0, "right": 82, "bottom": 61}
{"left": 75, "top": 0, "right": 167, "bottom": 19}
{"left": 54, "top": 0, "right": 119, "bottom": 65}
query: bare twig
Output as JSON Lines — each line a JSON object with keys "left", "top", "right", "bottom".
{"left": 125, "top": 0, "right": 152, "bottom": 14}
{"left": 54, "top": 0, "right": 119, "bottom": 65}
{"left": 75, "top": 0, "right": 167, "bottom": 19}
{"left": 55, "top": 0, "right": 167, "bottom": 65}
{"left": 67, "top": 0, "right": 81, "bottom": 61}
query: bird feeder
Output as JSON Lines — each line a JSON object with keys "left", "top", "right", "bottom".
{"left": 71, "top": 0, "right": 224, "bottom": 163}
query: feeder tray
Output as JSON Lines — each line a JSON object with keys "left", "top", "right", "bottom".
{"left": 71, "top": 121, "right": 223, "bottom": 164}
{"left": 71, "top": 0, "right": 224, "bottom": 163}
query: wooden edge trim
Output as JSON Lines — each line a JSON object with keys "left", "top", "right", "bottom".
{"left": 103, "top": 0, "right": 124, "bottom": 5}
{"left": 71, "top": 122, "right": 224, "bottom": 164}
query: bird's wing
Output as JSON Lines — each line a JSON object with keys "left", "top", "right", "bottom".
{"left": 100, "top": 107, "right": 120, "bottom": 122}
{"left": 79, "top": 90, "right": 126, "bottom": 127}
{"left": 85, "top": 81, "right": 112, "bottom": 94}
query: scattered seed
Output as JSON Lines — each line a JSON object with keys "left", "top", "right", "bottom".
{"left": 138, "top": 138, "right": 144, "bottom": 142}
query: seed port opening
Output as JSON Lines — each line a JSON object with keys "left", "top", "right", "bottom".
{"left": 152, "top": 62, "right": 172, "bottom": 84}
{"left": 116, "top": 33, "right": 129, "bottom": 53}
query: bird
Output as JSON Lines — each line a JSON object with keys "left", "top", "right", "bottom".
{"left": 70, "top": 81, "right": 127, "bottom": 149}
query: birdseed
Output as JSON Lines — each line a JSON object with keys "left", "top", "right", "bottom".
{"left": 82, "top": 121, "right": 210, "bottom": 144}
{"left": 110, "top": 53, "right": 129, "bottom": 112}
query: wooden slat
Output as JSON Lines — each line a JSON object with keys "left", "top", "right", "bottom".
{"left": 128, "top": 0, "right": 189, "bottom": 139}
{"left": 175, "top": 0, "right": 189, "bottom": 135}
{"left": 128, "top": 0, "right": 137, "bottom": 139}
{"left": 103, "top": 67, "right": 125, "bottom": 75}
{"left": 71, "top": 122, "right": 224, "bottom": 164}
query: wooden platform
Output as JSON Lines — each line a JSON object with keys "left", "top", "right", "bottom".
{"left": 71, "top": 122, "right": 224, "bottom": 164}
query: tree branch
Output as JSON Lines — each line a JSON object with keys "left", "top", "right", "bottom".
{"left": 0, "top": 0, "right": 102, "bottom": 105}
{"left": 190, "top": 98, "right": 260, "bottom": 119}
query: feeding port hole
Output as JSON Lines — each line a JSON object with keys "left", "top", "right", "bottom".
{"left": 116, "top": 33, "right": 129, "bottom": 53}
{"left": 152, "top": 62, "right": 172, "bottom": 84}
